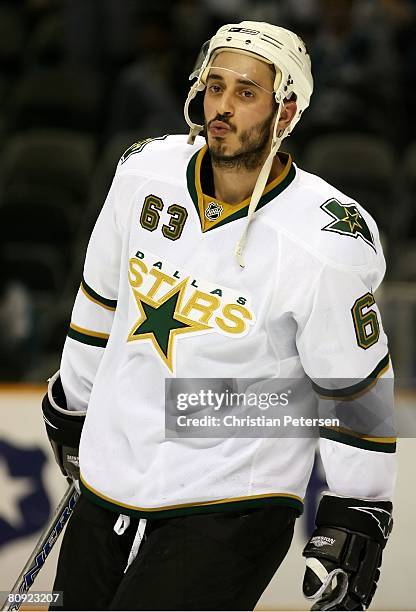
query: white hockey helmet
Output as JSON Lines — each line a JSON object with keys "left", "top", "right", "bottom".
{"left": 184, "top": 21, "right": 314, "bottom": 267}
{"left": 184, "top": 21, "right": 314, "bottom": 143}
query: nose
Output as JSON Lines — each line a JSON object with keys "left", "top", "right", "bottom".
{"left": 216, "top": 90, "right": 234, "bottom": 117}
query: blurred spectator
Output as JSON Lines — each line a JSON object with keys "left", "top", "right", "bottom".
{"left": 381, "top": 0, "right": 416, "bottom": 141}
{"left": 62, "top": 0, "right": 136, "bottom": 70}
{"left": 24, "top": 12, "right": 65, "bottom": 67}
{"left": 21, "top": 0, "right": 61, "bottom": 44}
{"left": 202, "top": 0, "right": 319, "bottom": 31}
{"left": 173, "top": 0, "right": 212, "bottom": 52}
{"left": 0, "top": 264, "right": 33, "bottom": 380}
{"left": 286, "top": 0, "right": 319, "bottom": 25}
{"left": 203, "top": 0, "right": 250, "bottom": 20}
{"left": 0, "top": 2, "right": 25, "bottom": 78}
{"left": 107, "top": 10, "right": 183, "bottom": 139}
{"left": 302, "top": 0, "right": 399, "bottom": 140}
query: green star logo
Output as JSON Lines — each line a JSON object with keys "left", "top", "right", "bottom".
{"left": 321, "top": 199, "right": 375, "bottom": 251}
{"left": 128, "top": 279, "right": 211, "bottom": 371}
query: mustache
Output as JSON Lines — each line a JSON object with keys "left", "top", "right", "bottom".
{"left": 207, "top": 114, "right": 236, "bottom": 132}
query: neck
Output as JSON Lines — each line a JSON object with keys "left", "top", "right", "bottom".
{"left": 211, "top": 153, "right": 285, "bottom": 204}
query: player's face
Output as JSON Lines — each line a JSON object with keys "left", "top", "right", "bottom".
{"left": 203, "top": 51, "right": 276, "bottom": 170}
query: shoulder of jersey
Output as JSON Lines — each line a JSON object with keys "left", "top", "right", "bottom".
{"left": 273, "top": 165, "right": 382, "bottom": 268}
{"left": 116, "top": 134, "right": 202, "bottom": 178}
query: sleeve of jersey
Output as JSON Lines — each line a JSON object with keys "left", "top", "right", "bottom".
{"left": 296, "top": 262, "right": 397, "bottom": 501}
{"left": 59, "top": 175, "right": 121, "bottom": 412}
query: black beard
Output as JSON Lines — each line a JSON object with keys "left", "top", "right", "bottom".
{"left": 205, "top": 111, "right": 275, "bottom": 171}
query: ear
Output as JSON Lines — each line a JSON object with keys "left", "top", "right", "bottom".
{"left": 278, "top": 101, "right": 297, "bottom": 131}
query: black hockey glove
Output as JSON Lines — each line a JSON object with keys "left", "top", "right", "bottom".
{"left": 302, "top": 494, "right": 393, "bottom": 611}
{"left": 41, "top": 371, "right": 86, "bottom": 483}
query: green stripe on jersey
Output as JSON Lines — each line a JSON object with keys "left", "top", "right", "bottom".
{"left": 320, "top": 426, "right": 396, "bottom": 453}
{"left": 67, "top": 325, "right": 109, "bottom": 348}
{"left": 81, "top": 276, "right": 117, "bottom": 310}
{"left": 79, "top": 479, "right": 304, "bottom": 519}
{"left": 312, "top": 353, "right": 390, "bottom": 399}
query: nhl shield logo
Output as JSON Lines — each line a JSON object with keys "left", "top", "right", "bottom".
{"left": 205, "top": 201, "right": 223, "bottom": 221}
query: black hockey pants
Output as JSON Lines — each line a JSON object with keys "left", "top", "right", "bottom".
{"left": 50, "top": 494, "right": 297, "bottom": 611}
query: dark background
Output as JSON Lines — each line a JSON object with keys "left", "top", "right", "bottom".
{"left": 1, "top": 0, "right": 416, "bottom": 381}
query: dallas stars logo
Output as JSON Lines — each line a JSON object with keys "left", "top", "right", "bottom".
{"left": 127, "top": 279, "right": 210, "bottom": 371}
{"left": 321, "top": 199, "right": 376, "bottom": 251}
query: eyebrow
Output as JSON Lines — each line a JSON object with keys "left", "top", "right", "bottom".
{"left": 207, "top": 72, "right": 262, "bottom": 89}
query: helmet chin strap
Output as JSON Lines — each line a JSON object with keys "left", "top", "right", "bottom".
{"left": 235, "top": 99, "right": 283, "bottom": 268}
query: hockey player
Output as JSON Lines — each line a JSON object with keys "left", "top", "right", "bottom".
{"left": 42, "top": 21, "right": 396, "bottom": 611}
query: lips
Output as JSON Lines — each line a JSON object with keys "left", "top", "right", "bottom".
{"left": 209, "top": 121, "right": 231, "bottom": 136}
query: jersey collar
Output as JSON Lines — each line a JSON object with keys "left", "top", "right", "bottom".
{"left": 186, "top": 144, "right": 296, "bottom": 233}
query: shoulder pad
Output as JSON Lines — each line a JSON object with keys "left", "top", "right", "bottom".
{"left": 117, "top": 134, "right": 204, "bottom": 177}
{"left": 280, "top": 168, "right": 383, "bottom": 268}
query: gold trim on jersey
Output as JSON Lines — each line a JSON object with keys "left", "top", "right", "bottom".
{"left": 80, "top": 473, "right": 304, "bottom": 518}
{"left": 80, "top": 283, "right": 117, "bottom": 312}
{"left": 69, "top": 323, "right": 110, "bottom": 339}
{"left": 312, "top": 353, "right": 390, "bottom": 401}
{"left": 320, "top": 425, "right": 396, "bottom": 453}
{"left": 187, "top": 146, "right": 296, "bottom": 232}
{"left": 80, "top": 276, "right": 117, "bottom": 310}
{"left": 67, "top": 323, "right": 110, "bottom": 348}
{"left": 324, "top": 426, "right": 396, "bottom": 445}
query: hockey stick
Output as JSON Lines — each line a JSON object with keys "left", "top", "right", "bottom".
{"left": 1, "top": 483, "right": 79, "bottom": 612}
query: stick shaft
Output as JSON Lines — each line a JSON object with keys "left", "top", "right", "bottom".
{"left": 1, "top": 483, "right": 79, "bottom": 612}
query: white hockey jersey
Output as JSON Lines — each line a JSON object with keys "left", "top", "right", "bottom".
{"left": 60, "top": 135, "right": 396, "bottom": 518}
